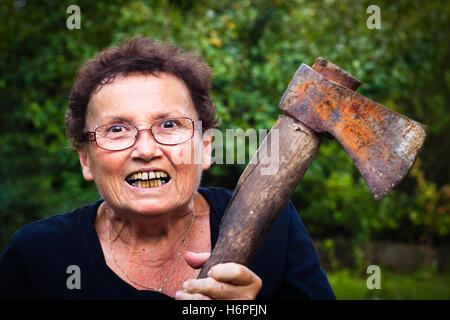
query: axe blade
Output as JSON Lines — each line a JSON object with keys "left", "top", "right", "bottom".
{"left": 279, "top": 64, "right": 427, "bottom": 200}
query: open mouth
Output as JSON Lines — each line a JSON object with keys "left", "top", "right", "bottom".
{"left": 125, "top": 170, "right": 171, "bottom": 188}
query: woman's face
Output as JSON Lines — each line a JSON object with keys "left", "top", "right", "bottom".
{"left": 78, "top": 73, "right": 211, "bottom": 215}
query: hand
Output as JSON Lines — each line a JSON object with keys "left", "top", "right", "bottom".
{"left": 175, "top": 251, "right": 262, "bottom": 300}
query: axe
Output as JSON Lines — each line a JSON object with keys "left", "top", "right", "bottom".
{"left": 197, "top": 58, "right": 427, "bottom": 278}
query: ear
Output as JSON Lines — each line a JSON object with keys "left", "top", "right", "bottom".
{"left": 201, "top": 129, "right": 212, "bottom": 171}
{"left": 77, "top": 146, "right": 94, "bottom": 181}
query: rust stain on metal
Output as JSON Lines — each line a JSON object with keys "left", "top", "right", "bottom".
{"left": 279, "top": 64, "right": 427, "bottom": 200}
{"left": 312, "top": 57, "right": 361, "bottom": 91}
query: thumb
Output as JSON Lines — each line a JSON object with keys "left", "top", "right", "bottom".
{"left": 184, "top": 251, "right": 211, "bottom": 269}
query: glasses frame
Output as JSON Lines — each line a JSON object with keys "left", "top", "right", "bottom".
{"left": 86, "top": 117, "right": 200, "bottom": 151}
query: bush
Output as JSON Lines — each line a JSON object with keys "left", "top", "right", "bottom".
{"left": 1, "top": 0, "right": 448, "bottom": 249}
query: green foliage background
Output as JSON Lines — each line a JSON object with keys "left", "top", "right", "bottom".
{"left": 1, "top": 0, "right": 449, "bottom": 251}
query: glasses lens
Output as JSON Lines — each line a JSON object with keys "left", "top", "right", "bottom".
{"left": 152, "top": 118, "right": 194, "bottom": 145}
{"left": 95, "top": 124, "right": 137, "bottom": 150}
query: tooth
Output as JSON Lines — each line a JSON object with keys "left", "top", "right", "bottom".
{"left": 157, "top": 179, "right": 162, "bottom": 187}
{"left": 149, "top": 171, "right": 156, "bottom": 179}
{"left": 142, "top": 172, "right": 148, "bottom": 180}
{"left": 150, "top": 180, "right": 155, "bottom": 188}
{"left": 137, "top": 172, "right": 142, "bottom": 179}
{"left": 137, "top": 181, "right": 142, "bottom": 188}
{"left": 163, "top": 172, "right": 168, "bottom": 178}
{"left": 156, "top": 171, "right": 161, "bottom": 178}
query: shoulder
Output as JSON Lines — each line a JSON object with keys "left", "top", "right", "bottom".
{"left": 198, "top": 186, "right": 233, "bottom": 220}
{"left": 0, "top": 200, "right": 103, "bottom": 299}
{"left": 10, "top": 200, "right": 102, "bottom": 252}
{"left": 198, "top": 186, "right": 233, "bottom": 204}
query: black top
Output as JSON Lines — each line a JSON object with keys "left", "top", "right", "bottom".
{"left": 0, "top": 187, "right": 335, "bottom": 300}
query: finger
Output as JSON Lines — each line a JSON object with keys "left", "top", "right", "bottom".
{"left": 208, "top": 263, "right": 258, "bottom": 286}
{"left": 184, "top": 251, "right": 211, "bottom": 269}
{"left": 181, "top": 278, "right": 239, "bottom": 300}
{"left": 175, "top": 290, "right": 212, "bottom": 300}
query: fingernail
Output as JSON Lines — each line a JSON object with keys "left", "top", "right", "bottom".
{"left": 207, "top": 270, "right": 212, "bottom": 277}
{"left": 175, "top": 291, "right": 182, "bottom": 298}
{"left": 182, "top": 281, "right": 189, "bottom": 289}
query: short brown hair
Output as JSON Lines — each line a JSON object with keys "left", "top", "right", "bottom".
{"left": 66, "top": 36, "right": 217, "bottom": 149}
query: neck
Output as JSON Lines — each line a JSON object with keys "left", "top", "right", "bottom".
{"left": 99, "top": 192, "right": 208, "bottom": 254}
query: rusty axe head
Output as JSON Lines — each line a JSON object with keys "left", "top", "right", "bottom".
{"left": 279, "top": 57, "right": 427, "bottom": 200}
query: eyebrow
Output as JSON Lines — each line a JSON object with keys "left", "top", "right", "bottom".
{"left": 101, "top": 112, "right": 183, "bottom": 124}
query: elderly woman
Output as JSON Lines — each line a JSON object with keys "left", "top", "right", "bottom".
{"left": 0, "top": 37, "right": 335, "bottom": 300}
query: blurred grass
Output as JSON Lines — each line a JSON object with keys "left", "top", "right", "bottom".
{"left": 328, "top": 269, "right": 450, "bottom": 300}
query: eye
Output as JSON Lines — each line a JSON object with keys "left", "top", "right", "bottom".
{"left": 108, "top": 125, "right": 126, "bottom": 133}
{"left": 160, "top": 119, "right": 179, "bottom": 129}
{"left": 101, "top": 124, "right": 133, "bottom": 138}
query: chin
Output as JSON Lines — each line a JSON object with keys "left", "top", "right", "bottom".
{"left": 125, "top": 199, "right": 181, "bottom": 216}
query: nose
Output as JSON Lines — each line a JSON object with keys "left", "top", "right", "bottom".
{"left": 130, "top": 129, "right": 163, "bottom": 161}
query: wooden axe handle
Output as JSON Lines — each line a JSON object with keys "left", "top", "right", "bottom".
{"left": 197, "top": 58, "right": 359, "bottom": 278}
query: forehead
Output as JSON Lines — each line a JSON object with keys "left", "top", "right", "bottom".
{"left": 86, "top": 73, "right": 197, "bottom": 126}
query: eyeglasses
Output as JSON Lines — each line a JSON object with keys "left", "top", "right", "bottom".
{"left": 87, "top": 117, "right": 199, "bottom": 151}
